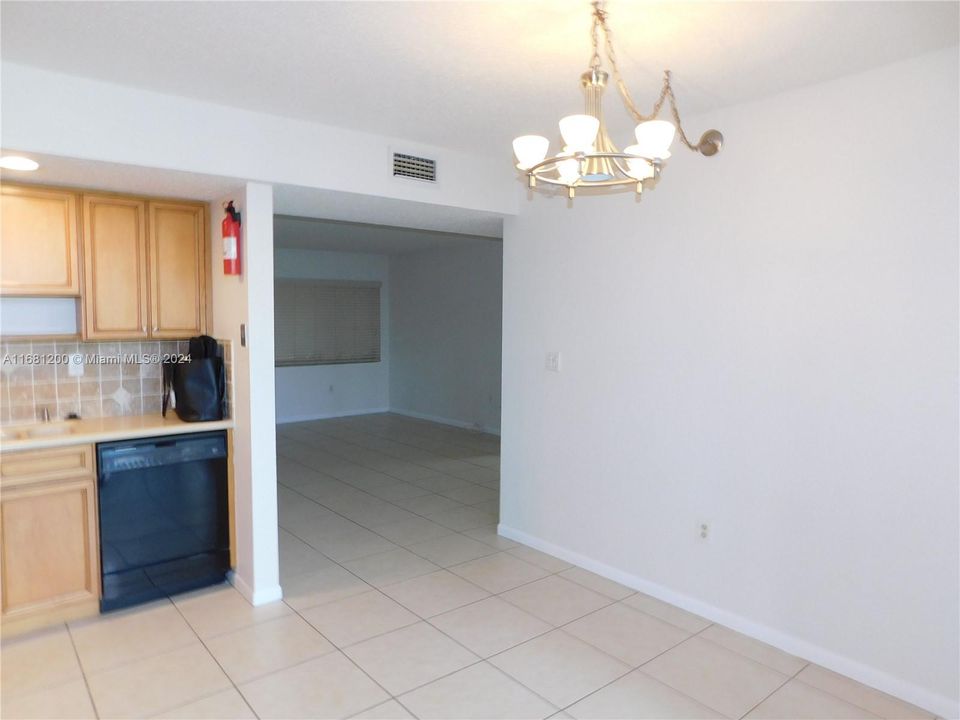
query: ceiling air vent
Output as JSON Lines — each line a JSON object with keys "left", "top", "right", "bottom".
{"left": 393, "top": 152, "right": 437, "bottom": 182}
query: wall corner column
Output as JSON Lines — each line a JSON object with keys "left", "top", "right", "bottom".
{"left": 211, "top": 181, "right": 281, "bottom": 606}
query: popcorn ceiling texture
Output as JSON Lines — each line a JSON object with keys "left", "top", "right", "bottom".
{"left": 0, "top": 339, "right": 233, "bottom": 423}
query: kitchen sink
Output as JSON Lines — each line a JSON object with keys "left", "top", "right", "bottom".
{"left": 0, "top": 421, "right": 79, "bottom": 442}
{"left": 24, "top": 422, "right": 77, "bottom": 438}
{"left": 0, "top": 427, "right": 21, "bottom": 442}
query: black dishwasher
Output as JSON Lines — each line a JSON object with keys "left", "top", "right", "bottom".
{"left": 97, "top": 431, "right": 229, "bottom": 612}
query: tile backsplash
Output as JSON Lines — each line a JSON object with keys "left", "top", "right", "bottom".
{"left": 0, "top": 338, "right": 233, "bottom": 424}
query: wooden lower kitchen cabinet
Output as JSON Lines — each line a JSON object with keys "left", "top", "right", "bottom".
{"left": 0, "top": 445, "right": 100, "bottom": 636}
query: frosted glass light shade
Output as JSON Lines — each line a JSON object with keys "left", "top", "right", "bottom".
{"left": 633, "top": 120, "right": 675, "bottom": 159}
{"left": 557, "top": 155, "right": 580, "bottom": 184}
{"left": 512, "top": 135, "right": 549, "bottom": 170}
{"left": 559, "top": 115, "right": 600, "bottom": 152}
{"left": 0, "top": 155, "right": 39, "bottom": 171}
{"left": 623, "top": 145, "right": 654, "bottom": 180}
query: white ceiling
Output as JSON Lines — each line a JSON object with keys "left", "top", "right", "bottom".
{"left": 2, "top": 1, "right": 956, "bottom": 156}
{"left": 274, "top": 215, "right": 501, "bottom": 255}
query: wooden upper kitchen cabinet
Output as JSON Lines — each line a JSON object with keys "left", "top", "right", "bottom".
{"left": 82, "top": 194, "right": 150, "bottom": 340}
{"left": 0, "top": 184, "right": 81, "bottom": 296}
{"left": 2, "top": 185, "right": 209, "bottom": 339}
{"left": 0, "top": 445, "right": 100, "bottom": 636}
{"left": 148, "top": 201, "right": 208, "bottom": 338}
{"left": 81, "top": 193, "right": 208, "bottom": 340}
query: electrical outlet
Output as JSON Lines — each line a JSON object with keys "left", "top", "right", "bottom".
{"left": 699, "top": 522, "right": 710, "bottom": 541}
{"left": 545, "top": 351, "right": 561, "bottom": 372}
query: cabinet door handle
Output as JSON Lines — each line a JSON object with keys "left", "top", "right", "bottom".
{"left": 153, "top": 326, "right": 158, "bottom": 332}
{"left": 141, "top": 324, "right": 146, "bottom": 333}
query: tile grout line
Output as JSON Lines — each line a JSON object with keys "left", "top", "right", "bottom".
{"left": 283, "top": 485, "right": 595, "bottom": 612}
{"left": 281, "top": 447, "right": 497, "bottom": 513}
{"left": 279, "top": 599, "right": 428, "bottom": 718}
{"left": 165, "top": 598, "right": 262, "bottom": 720}
{"left": 278, "top": 459, "right": 491, "bottom": 535}
{"left": 278, "top": 474, "right": 508, "bottom": 579}
{"left": 283, "top": 531, "right": 542, "bottom": 650}
{"left": 283, "top": 530, "right": 637, "bottom": 715}
{"left": 64, "top": 621, "right": 102, "bottom": 720}
{"left": 288, "top": 415, "right": 500, "bottom": 458}
{"left": 285, "top": 517, "right": 585, "bottom": 627}
{"left": 551, "top": 625, "right": 806, "bottom": 720}
{"left": 735, "top": 659, "right": 810, "bottom": 719}
{"left": 279, "top": 482, "right": 449, "bottom": 575}
{"left": 787, "top": 678, "right": 891, "bottom": 720}
{"left": 279, "top": 523, "right": 502, "bottom": 668}
{"left": 349, "top": 420, "right": 498, "bottom": 459}
{"left": 289, "top": 418, "right": 500, "bottom": 481}
{"left": 304, "top": 415, "right": 498, "bottom": 460}
{"left": 279, "top": 425, "right": 500, "bottom": 543}
{"left": 556, "top": 632, "right": 709, "bottom": 717}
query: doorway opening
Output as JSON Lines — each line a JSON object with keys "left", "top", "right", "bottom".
{"left": 272, "top": 197, "right": 504, "bottom": 594}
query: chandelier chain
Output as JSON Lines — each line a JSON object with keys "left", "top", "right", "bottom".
{"left": 590, "top": 1, "right": 698, "bottom": 150}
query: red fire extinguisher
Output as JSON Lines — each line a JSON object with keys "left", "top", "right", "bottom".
{"left": 222, "top": 201, "right": 241, "bottom": 275}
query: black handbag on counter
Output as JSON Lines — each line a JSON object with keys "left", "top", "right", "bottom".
{"left": 162, "top": 336, "right": 225, "bottom": 422}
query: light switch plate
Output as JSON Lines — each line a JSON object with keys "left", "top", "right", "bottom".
{"left": 545, "top": 351, "right": 561, "bottom": 372}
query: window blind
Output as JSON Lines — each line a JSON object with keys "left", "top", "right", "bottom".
{"left": 275, "top": 279, "right": 381, "bottom": 366}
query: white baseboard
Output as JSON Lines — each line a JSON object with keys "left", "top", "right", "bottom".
{"left": 228, "top": 571, "right": 284, "bottom": 607}
{"left": 276, "top": 407, "right": 390, "bottom": 424}
{"left": 497, "top": 523, "right": 957, "bottom": 720}
{"left": 389, "top": 407, "right": 501, "bottom": 436}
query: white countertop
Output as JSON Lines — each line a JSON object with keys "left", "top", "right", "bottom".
{"left": 0, "top": 414, "right": 234, "bottom": 453}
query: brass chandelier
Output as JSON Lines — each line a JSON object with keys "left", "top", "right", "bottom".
{"left": 512, "top": 1, "right": 723, "bottom": 199}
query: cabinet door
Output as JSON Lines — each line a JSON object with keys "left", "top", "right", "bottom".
{"left": 0, "top": 184, "right": 80, "bottom": 296}
{"left": 148, "top": 201, "right": 207, "bottom": 338}
{"left": 81, "top": 195, "right": 149, "bottom": 339}
{"left": 0, "top": 476, "right": 100, "bottom": 622}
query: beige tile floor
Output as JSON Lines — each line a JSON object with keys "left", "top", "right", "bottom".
{"left": 0, "top": 414, "right": 938, "bottom": 720}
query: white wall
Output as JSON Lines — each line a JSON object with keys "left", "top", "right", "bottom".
{"left": 210, "top": 183, "right": 281, "bottom": 606}
{"left": 1, "top": 63, "right": 516, "bottom": 218}
{"left": 500, "top": 47, "right": 959, "bottom": 717}
{"left": 390, "top": 241, "right": 503, "bottom": 433}
{"left": 274, "top": 249, "right": 390, "bottom": 422}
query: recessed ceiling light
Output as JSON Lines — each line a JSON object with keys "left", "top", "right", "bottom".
{"left": 0, "top": 156, "right": 40, "bottom": 171}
